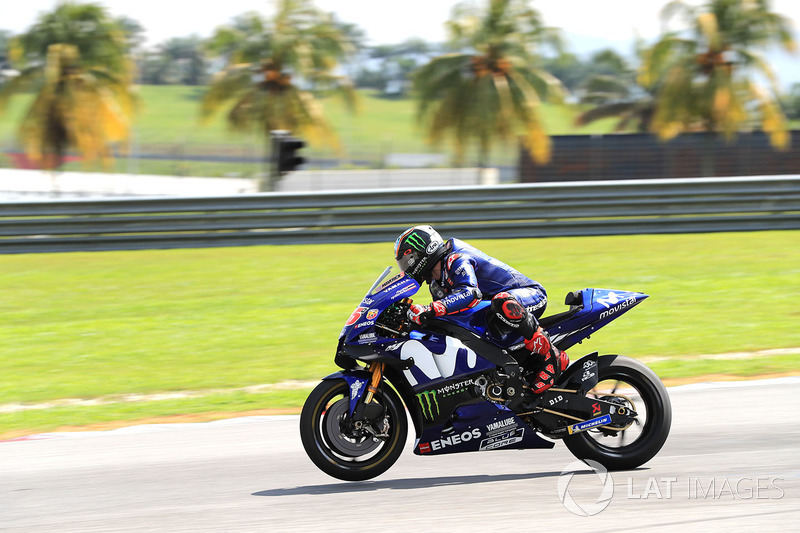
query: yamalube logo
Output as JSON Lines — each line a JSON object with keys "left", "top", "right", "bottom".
{"left": 557, "top": 459, "right": 614, "bottom": 516}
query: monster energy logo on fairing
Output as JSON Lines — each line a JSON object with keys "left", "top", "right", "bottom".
{"left": 405, "top": 232, "right": 426, "bottom": 252}
{"left": 416, "top": 390, "right": 440, "bottom": 420}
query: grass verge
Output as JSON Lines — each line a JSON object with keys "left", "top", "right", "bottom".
{"left": 1, "top": 86, "right": 618, "bottom": 175}
{"left": 1, "top": 230, "right": 798, "bottom": 434}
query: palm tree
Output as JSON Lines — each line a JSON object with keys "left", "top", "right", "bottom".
{"left": 201, "top": 0, "right": 357, "bottom": 191}
{"left": 0, "top": 30, "right": 12, "bottom": 69}
{"left": 574, "top": 76, "right": 656, "bottom": 133}
{"left": 0, "top": 2, "right": 135, "bottom": 170}
{"left": 413, "top": 0, "right": 565, "bottom": 167}
{"left": 158, "top": 36, "right": 208, "bottom": 86}
{"left": 575, "top": 46, "right": 656, "bottom": 133}
{"left": 783, "top": 83, "right": 800, "bottom": 120}
{"left": 640, "top": 0, "right": 797, "bottom": 156}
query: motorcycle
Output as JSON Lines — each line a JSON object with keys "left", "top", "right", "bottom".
{"left": 300, "top": 267, "right": 671, "bottom": 481}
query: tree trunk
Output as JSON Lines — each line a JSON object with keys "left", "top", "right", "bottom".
{"left": 477, "top": 141, "right": 489, "bottom": 183}
{"left": 260, "top": 136, "right": 279, "bottom": 192}
{"left": 701, "top": 132, "right": 716, "bottom": 177}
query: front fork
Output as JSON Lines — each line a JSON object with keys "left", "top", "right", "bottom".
{"left": 322, "top": 362, "right": 387, "bottom": 423}
{"left": 363, "top": 363, "right": 384, "bottom": 402}
{"left": 353, "top": 362, "right": 386, "bottom": 422}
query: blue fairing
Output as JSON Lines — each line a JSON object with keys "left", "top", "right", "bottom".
{"left": 323, "top": 370, "right": 372, "bottom": 415}
{"left": 435, "top": 301, "right": 493, "bottom": 337}
{"left": 338, "top": 267, "right": 648, "bottom": 455}
{"left": 415, "top": 402, "right": 554, "bottom": 456}
{"left": 545, "top": 289, "right": 649, "bottom": 351}
{"left": 340, "top": 268, "right": 420, "bottom": 346}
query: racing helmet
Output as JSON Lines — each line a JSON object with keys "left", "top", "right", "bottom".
{"left": 394, "top": 225, "right": 447, "bottom": 283}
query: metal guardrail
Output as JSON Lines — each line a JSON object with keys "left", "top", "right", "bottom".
{"left": 1, "top": 176, "right": 799, "bottom": 254}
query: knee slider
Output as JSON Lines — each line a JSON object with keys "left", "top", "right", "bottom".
{"left": 489, "top": 293, "right": 536, "bottom": 339}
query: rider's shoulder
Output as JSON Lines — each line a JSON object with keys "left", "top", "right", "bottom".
{"left": 444, "top": 239, "right": 477, "bottom": 270}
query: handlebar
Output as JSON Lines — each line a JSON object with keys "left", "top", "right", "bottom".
{"left": 376, "top": 298, "right": 413, "bottom": 337}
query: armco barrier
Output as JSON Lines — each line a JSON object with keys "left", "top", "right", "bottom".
{"left": 1, "top": 176, "right": 798, "bottom": 253}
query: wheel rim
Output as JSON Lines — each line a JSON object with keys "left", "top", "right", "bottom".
{"left": 322, "top": 397, "right": 382, "bottom": 457}
{"left": 582, "top": 368, "right": 662, "bottom": 454}
{"left": 586, "top": 376, "right": 649, "bottom": 449}
{"left": 313, "top": 383, "right": 396, "bottom": 467}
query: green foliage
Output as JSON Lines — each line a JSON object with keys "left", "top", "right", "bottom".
{"left": 201, "top": 0, "right": 356, "bottom": 161}
{"left": 414, "top": 0, "right": 566, "bottom": 166}
{"left": 542, "top": 48, "right": 628, "bottom": 91}
{"left": 140, "top": 36, "right": 208, "bottom": 86}
{"left": 0, "top": 29, "right": 12, "bottom": 66}
{"left": 0, "top": 2, "right": 135, "bottom": 169}
{"left": 782, "top": 83, "right": 800, "bottom": 120}
{"left": 573, "top": 41, "right": 657, "bottom": 133}
{"left": 0, "top": 85, "right": 621, "bottom": 175}
{"left": 11, "top": 2, "right": 132, "bottom": 74}
{"left": 641, "top": 0, "right": 797, "bottom": 147}
{"left": 353, "top": 39, "right": 438, "bottom": 95}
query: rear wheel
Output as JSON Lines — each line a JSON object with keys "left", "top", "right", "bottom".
{"left": 564, "top": 355, "right": 671, "bottom": 471}
{"left": 300, "top": 379, "right": 407, "bottom": 481}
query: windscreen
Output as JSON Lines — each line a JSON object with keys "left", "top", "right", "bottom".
{"left": 365, "top": 266, "right": 407, "bottom": 296}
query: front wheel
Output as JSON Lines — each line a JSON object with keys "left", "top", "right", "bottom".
{"left": 564, "top": 355, "right": 671, "bottom": 471}
{"left": 300, "top": 379, "right": 407, "bottom": 481}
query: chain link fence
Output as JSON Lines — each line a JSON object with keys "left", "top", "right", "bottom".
{"left": 520, "top": 131, "right": 800, "bottom": 182}
{"left": 3, "top": 131, "right": 799, "bottom": 188}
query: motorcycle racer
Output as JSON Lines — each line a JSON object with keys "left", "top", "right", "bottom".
{"left": 394, "top": 225, "right": 569, "bottom": 393}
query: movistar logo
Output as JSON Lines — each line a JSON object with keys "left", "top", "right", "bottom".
{"left": 416, "top": 390, "right": 439, "bottom": 420}
{"left": 405, "top": 232, "right": 426, "bottom": 252}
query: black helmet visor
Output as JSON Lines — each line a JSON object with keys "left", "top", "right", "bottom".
{"left": 396, "top": 249, "right": 423, "bottom": 275}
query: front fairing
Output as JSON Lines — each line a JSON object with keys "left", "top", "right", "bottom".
{"left": 340, "top": 266, "right": 420, "bottom": 346}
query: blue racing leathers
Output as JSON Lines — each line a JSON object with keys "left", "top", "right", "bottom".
{"left": 429, "top": 238, "right": 547, "bottom": 317}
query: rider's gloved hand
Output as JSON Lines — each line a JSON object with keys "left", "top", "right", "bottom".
{"left": 407, "top": 302, "right": 446, "bottom": 325}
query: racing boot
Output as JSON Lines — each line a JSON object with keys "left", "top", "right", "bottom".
{"left": 488, "top": 292, "right": 569, "bottom": 394}
{"left": 524, "top": 328, "right": 569, "bottom": 394}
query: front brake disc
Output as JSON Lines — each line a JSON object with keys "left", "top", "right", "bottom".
{"left": 323, "top": 398, "right": 382, "bottom": 457}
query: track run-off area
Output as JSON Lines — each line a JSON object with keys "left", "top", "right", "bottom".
{"left": 1, "top": 377, "right": 798, "bottom": 532}
{"left": 3, "top": 347, "right": 798, "bottom": 416}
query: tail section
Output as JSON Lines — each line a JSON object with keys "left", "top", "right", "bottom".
{"left": 542, "top": 289, "right": 648, "bottom": 351}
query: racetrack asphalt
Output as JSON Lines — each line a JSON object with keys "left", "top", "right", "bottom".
{"left": 2, "top": 377, "right": 798, "bottom": 532}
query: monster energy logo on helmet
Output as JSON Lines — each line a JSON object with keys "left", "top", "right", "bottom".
{"left": 416, "top": 390, "right": 440, "bottom": 420}
{"left": 405, "top": 231, "right": 427, "bottom": 252}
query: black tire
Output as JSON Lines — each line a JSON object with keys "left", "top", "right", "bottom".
{"left": 300, "top": 379, "right": 408, "bottom": 482}
{"left": 564, "top": 355, "right": 671, "bottom": 471}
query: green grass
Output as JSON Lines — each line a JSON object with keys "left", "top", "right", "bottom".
{"left": 2, "top": 86, "right": 798, "bottom": 176}
{"left": 1, "top": 230, "right": 799, "bottom": 434}
{"left": 648, "top": 353, "right": 800, "bottom": 380}
{"left": 0, "top": 86, "right": 618, "bottom": 173}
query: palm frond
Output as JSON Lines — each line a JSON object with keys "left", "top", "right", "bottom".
{"left": 200, "top": 65, "right": 256, "bottom": 123}
{"left": 750, "top": 83, "right": 790, "bottom": 149}
{"left": 0, "top": 65, "right": 43, "bottom": 114}
{"left": 574, "top": 103, "right": 636, "bottom": 127}
{"left": 579, "top": 74, "right": 631, "bottom": 100}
